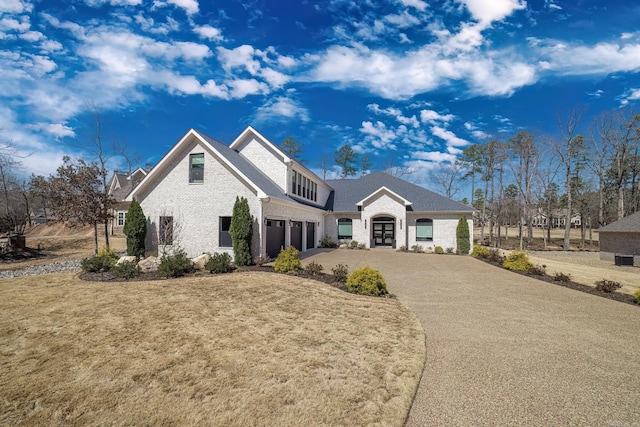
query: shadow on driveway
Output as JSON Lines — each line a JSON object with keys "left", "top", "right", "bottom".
{"left": 304, "top": 249, "right": 640, "bottom": 426}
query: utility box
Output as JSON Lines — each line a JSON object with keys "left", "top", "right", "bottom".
{"left": 614, "top": 254, "right": 634, "bottom": 266}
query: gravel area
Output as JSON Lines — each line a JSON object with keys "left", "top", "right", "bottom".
{"left": 304, "top": 249, "right": 640, "bottom": 426}
{"left": 0, "top": 260, "right": 82, "bottom": 279}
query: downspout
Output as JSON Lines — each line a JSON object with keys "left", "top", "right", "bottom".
{"left": 260, "top": 197, "right": 270, "bottom": 257}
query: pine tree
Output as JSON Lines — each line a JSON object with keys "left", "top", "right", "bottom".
{"left": 123, "top": 198, "right": 146, "bottom": 257}
{"left": 456, "top": 215, "right": 470, "bottom": 255}
{"left": 230, "top": 196, "right": 253, "bottom": 266}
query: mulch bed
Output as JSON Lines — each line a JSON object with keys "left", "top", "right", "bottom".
{"left": 478, "top": 259, "right": 638, "bottom": 307}
{"left": 79, "top": 265, "right": 349, "bottom": 292}
{"left": 0, "top": 247, "right": 46, "bottom": 263}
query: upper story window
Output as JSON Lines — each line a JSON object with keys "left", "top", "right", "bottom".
{"left": 291, "top": 169, "right": 317, "bottom": 202}
{"left": 189, "top": 153, "right": 204, "bottom": 183}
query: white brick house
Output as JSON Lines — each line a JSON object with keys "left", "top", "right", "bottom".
{"left": 127, "top": 126, "right": 474, "bottom": 258}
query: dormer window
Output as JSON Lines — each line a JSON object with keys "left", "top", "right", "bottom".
{"left": 189, "top": 153, "right": 204, "bottom": 183}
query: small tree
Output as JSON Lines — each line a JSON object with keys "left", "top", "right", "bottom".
{"left": 456, "top": 215, "right": 470, "bottom": 254}
{"left": 229, "top": 196, "right": 253, "bottom": 266}
{"left": 334, "top": 144, "right": 359, "bottom": 178}
{"left": 123, "top": 199, "right": 146, "bottom": 257}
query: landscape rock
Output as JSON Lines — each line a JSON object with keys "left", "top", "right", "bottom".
{"left": 116, "top": 255, "right": 138, "bottom": 265}
{"left": 192, "top": 253, "right": 210, "bottom": 270}
{"left": 138, "top": 256, "right": 160, "bottom": 273}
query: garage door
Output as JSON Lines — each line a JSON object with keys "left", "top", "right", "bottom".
{"left": 306, "top": 222, "right": 315, "bottom": 250}
{"left": 265, "top": 219, "right": 285, "bottom": 258}
{"left": 291, "top": 221, "right": 303, "bottom": 251}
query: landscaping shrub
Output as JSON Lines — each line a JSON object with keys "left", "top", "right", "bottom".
{"left": 304, "top": 261, "right": 324, "bottom": 275}
{"left": 205, "top": 252, "right": 233, "bottom": 274}
{"left": 411, "top": 244, "right": 423, "bottom": 253}
{"left": 486, "top": 249, "right": 506, "bottom": 264}
{"left": 446, "top": 247, "right": 454, "bottom": 254}
{"left": 528, "top": 264, "right": 547, "bottom": 276}
{"left": 274, "top": 246, "right": 302, "bottom": 273}
{"left": 553, "top": 272, "right": 572, "bottom": 282}
{"left": 332, "top": 264, "right": 349, "bottom": 283}
{"left": 502, "top": 251, "right": 533, "bottom": 272}
{"left": 397, "top": 245, "right": 408, "bottom": 252}
{"left": 123, "top": 199, "right": 146, "bottom": 257}
{"left": 595, "top": 279, "right": 622, "bottom": 293}
{"left": 111, "top": 260, "right": 141, "bottom": 279}
{"left": 358, "top": 243, "right": 367, "bottom": 250}
{"left": 81, "top": 253, "right": 116, "bottom": 273}
{"left": 158, "top": 247, "right": 193, "bottom": 278}
{"left": 471, "top": 245, "right": 489, "bottom": 258}
{"left": 254, "top": 255, "right": 270, "bottom": 266}
{"left": 81, "top": 246, "right": 120, "bottom": 273}
{"left": 634, "top": 288, "right": 640, "bottom": 305}
{"left": 319, "top": 234, "right": 337, "bottom": 248}
{"left": 348, "top": 240, "right": 359, "bottom": 249}
{"left": 346, "top": 266, "right": 388, "bottom": 296}
{"left": 229, "top": 196, "right": 253, "bottom": 266}
{"left": 434, "top": 246, "right": 444, "bottom": 254}
{"left": 456, "top": 215, "right": 470, "bottom": 254}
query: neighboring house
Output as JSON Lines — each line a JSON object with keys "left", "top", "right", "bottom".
{"left": 596, "top": 211, "right": 640, "bottom": 266}
{"left": 107, "top": 168, "right": 148, "bottom": 235}
{"left": 531, "top": 208, "right": 582, "bottom": 228}
{"left": 127, "top": 126, "right": 474, "bottom": 258}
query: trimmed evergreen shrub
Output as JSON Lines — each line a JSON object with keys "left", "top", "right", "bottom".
{"left": 456, "top": 215, "right": 470, "bottom": 255}
{"left": 346, "top": 266, "right": 388, "bottom": 296}
{"left": 332, "top": 264, "right": 349, "bottom": 283}
{"left": 348, "top": 240, "right": 359, "bottom": 249}
{"left": 123, "top": 199, "right": 146, "bottom": 257}
{"left": 229, "top": 196, "right": 253, "bottom": 266}
{"left": 111, "top": 260, "right": 141, "bottom": 279}
{"left": 634, "top": 288, "right": 640, "bottom": 305}
{"left": 502, "top": 251, "right": 534, "bottom": 272}
{"left": 304, "top": 261, "right": 324, "bottom": 275}
{"left": 594, "top": 279, "right": 622, "bottom": 293}
{"left": 205, "top": 252, "right": 233, "bottom": 274}
{"left": 274, "top": 246, "right": 302, "bottom": 273}
{"left": 434, "top": 246, "right": 444, "bottom": 254}
{"left": 158, "top": 247, "right": 193, "bottom": 278}
{"left": 81, "top": 246, "right": 119, "bottom": 273}
{"left": 471, "top": 245, "right": 489, "bottom": 258}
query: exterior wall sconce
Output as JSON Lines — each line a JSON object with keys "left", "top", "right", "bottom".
{"left": 264, "top": 218, "right": 268, "bottom": 225}
{"left": 289, "top": 219, "right": 293, "bottom": 227}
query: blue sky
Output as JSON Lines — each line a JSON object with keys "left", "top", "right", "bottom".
{"left": 2, "top": 0, "right": 640, "bottom": 194}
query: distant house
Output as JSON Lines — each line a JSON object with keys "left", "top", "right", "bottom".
{"left": 127, "top": 126, "right": 474, "bottom": 258}
{"left": 107, "top": 168, "right": 148, "bottom": 235}
{"left": 596, "top": 211, "right": 640, "bottom": 266}
{"left": 531, "top": 208, "right": 582, "bottom": 228}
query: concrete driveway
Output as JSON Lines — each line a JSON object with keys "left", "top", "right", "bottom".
{"left": 303, "top": 249, "right": 640, "bottom": 426}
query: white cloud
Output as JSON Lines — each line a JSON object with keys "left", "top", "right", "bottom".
{"left": 0, "top": 0, "right": 33, "bottom": 13}
{"left": 254, "top": 96, "right": 309, "bottom": 123}
{"left": 537, "top": 40, "right": 640, "bottom": 76}
{"left": 194, "top": 24, "right": 223, "bottom": 42}
{"left": 152, "top": 0, "right": 199, "bottom": 15}
{"left": 19, "top": 30, "right": 42, "bottom": 41}
{"left": 28, "top": 122, "right": 76, "bottom": 139}
{"left": 420, "top": 109, "right": 455, "bottom": 123}
{"left": 459, "top": 0, "right": 526, "bottom": 25}
{"left": 85, "top": 0, "right": 143, "bottom": 6}
{"left": 431, "top": 125, "right": 470, "bottom": 148}
{"left": 228, "top": 78, "right": 269, "bottom": 98}
{"left": 398, "top": 0, "right": 428, "bottom": 12}
{"left": 619, "top": 88, "right": 640, "bottom": 106}
{"left": 360, "top": 121, "right": 398, "bottom": 149}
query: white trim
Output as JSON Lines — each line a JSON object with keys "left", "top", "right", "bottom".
{"left": 356, "top": 186, "right": 413, "bottom": 207}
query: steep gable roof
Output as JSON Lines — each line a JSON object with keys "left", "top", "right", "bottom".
{"left": 325, "top": 171, "right": 474, "bottom": 212}
{"left": 127, "top": 129, "right": 290, "bottom": 203}
{"left": 597, "top": 211, "right": 640, "bottom": 233}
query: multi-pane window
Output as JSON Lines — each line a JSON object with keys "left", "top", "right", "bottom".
{"left": 291, "top": 169, "right": 318, "bottom": 202}
{"left": 219, "top": 216, "right": 232, "bottom": 247}
{"left": 117, "top": 211, "right": 127, "bottom": 226}
{"left": 338, "top": 218, "right": 353, "bottom": 240}
{"left": 189, "top": 153, "right": 204, "bottom": 183}
{"left": 159, "top": 216, "right": 174, "bottom": 245}
{"left": 416, "top": 219, "right": 433, "bottom": 241}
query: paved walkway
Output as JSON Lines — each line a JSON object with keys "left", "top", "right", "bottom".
{"left": 303, "top": 249, "right": 640, "bottom": 426}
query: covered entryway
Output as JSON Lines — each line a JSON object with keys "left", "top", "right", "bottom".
{"left": 372, "top": 216, "right": 395, "bottom": 247}
{"left": 306, "top": 222, "right": 315, "bottom": 250}
{"left": 265, "top": 219, "right": 285, "bottom": 258}
{"left": 291, "top": 221, "right": 303, "bottom": 251}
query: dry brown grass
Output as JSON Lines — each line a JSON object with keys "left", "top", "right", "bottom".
{"left": 0, "top": 272, "right": 425, "bottom": 426}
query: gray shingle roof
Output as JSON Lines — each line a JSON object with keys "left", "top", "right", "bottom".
{"left": 597, "top": 211, "right": 640, "bottom": 233}
{"left": 325, "top": 171, "right": 474, "bottom": 212}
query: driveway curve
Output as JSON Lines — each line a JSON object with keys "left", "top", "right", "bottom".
{"left": 303, "top": 249, "right": 640, "bottom": 426}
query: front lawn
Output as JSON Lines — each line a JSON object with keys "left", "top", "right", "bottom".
{"left": 0, "top": 271, "right": 425, "bottom": 426}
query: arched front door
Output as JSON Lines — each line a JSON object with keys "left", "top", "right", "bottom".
{"left": 372, "top": 216, "right": 395, "bottom": 247}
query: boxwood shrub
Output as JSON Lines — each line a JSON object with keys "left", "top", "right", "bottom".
{"left": 346, "top": 266, "right": 388, "bottom": 296}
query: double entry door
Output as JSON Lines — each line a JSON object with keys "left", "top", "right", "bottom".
{"left": 372, "top": 218, "right": 395, "bottom": 246}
